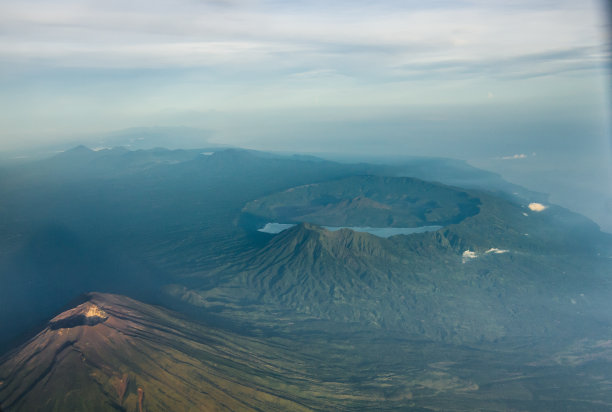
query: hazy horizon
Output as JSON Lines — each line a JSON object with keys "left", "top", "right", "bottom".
{"left": 0, "top": 0, "right": 611, "bottom": 229}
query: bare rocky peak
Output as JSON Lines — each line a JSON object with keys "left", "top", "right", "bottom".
{"left": 48, "top": 301, "right": 109, "bottom": 330}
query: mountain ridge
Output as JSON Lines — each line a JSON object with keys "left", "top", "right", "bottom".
{"left": 171, "top": 196, "right": 612, "bottom": 343}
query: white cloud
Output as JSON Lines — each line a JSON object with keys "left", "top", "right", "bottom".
{"left": 501, "top": 153, "right": 528, "bottom": 160}
{"left": 288, "top": 69, "right": 340, "bottom": 79}
{"left": 485, "top": 248, "right": 509, "bottom": 254}
{"left": 528, "top": 202, "right": 548, "bottom": 212}
{"left": 462, "top": 250, "right": 478, "bottom": 263}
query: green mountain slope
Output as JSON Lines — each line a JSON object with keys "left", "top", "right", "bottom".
{"left": 170, "top": 177, "right": 612, "bottom": 344}
{"left": 1, "top": 148, "right": 612, "bottom": 411}
{"left": 0, "top": 147, "right": 548, "bottom": 349}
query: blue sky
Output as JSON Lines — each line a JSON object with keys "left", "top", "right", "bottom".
{"left": 0, "top": 0, "right": 611, "bottom": 228}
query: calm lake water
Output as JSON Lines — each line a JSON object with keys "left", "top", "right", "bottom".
{"left": 258, "top": 223, "right": 442, "bottom": 238}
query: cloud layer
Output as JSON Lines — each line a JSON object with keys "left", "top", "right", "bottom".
{"left": 0, "top": 0, "right": 609, "bottom": 155}
{"left": 1, "top": 0, "right": 607, "bottom": 76}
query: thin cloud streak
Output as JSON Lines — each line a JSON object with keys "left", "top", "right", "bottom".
{"left": 0, "top": 1, "right": 605, "bottom": 77}
{"left": 392, "top": 46, "right": 608, "bottom": 81}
